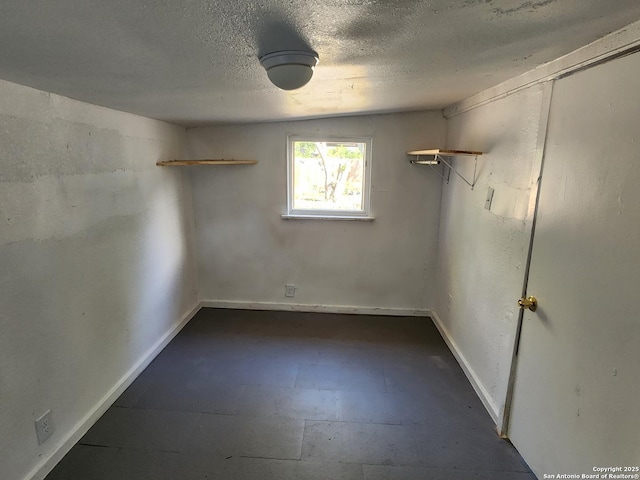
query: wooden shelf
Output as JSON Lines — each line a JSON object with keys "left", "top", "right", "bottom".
{"left": 406, "top": 149, "right": 482, "bottom": 157}
{"left": 156, "top": 159, "right": 258, "bottom": 166}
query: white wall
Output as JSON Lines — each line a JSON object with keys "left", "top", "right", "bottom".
{"left": 433, "top": 84, "right": 548, "bottom": 422}
{"left": 0, "top": 80, "right": 198, "bottom": 480}
{"left": 187, "top": 112, "right": 446, "bottom": 314}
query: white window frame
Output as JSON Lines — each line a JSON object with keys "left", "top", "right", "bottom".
{"left": 284, "top": 135, "right": 374, "bottom": 220}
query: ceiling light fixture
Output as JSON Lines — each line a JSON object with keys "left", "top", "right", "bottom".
{"left": 259, "top": 50, "right": 319, "bottom": 91}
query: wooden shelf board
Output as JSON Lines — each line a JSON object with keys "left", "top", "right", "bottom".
{"left": 406, "top": 149, "right": 482, "bottom": 156}
{"left": 156, "top": 159, "right": 258, "bottom": 166}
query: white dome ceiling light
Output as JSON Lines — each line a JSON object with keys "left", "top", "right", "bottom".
{"left": 259, "top": 50, "right": 319, "bottom": 91}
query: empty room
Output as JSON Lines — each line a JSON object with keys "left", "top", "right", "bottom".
{"left": 1, "top": 1, "right": 639, "bottom": 479}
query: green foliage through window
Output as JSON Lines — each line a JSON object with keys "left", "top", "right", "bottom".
{"left": 290, "top": 139, "right": 370, "bottom": 214}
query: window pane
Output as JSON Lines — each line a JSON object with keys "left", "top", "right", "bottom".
{"left": 292, "top": 141, "right": 366, "bottom": 211}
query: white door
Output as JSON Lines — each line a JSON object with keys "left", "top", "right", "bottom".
{"left": 508, "top": 52, "right": 640, "bottom": 476}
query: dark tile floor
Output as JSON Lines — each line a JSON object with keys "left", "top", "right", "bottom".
{"left": 46, "top": 308, "right": 535, "bottom": 480}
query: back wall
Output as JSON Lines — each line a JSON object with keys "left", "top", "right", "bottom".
{"left": 187, "top": 112, "right": 446, "bottom": 314}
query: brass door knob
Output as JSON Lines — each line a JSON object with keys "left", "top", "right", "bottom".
{"left": 518, "top": 296, "right": 538, "bottom": 312}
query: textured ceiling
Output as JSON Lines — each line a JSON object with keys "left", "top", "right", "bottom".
{"left": 1, "top": 0, "right": 640, "bottom": 126}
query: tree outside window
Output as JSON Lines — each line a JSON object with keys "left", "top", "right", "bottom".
{"left": 288, "top": 137, "right": 372, "bottom": 217}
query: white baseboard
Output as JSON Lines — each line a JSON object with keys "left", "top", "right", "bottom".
{"left": 201, "top": 299, "right": 430, "bottom": 317}
{"left": 429, "top": 309, "right": 500, "bottom": 425}
{"left": 27, "top": 302, "right": 201, "bottom": 480}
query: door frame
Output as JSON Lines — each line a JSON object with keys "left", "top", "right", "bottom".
{"left": 497, "top": 81, "right": 553, "bottom": 437}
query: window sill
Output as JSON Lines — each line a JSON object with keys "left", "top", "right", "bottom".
{"left": 281, "top": 214, "right": 375, "bottom": 221}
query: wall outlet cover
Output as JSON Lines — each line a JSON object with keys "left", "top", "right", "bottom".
{"left": 285, "top": 284, "right": 296, "bottom": 297}
{"left": 35, "top": 410, "right": 55, "bottom": 445}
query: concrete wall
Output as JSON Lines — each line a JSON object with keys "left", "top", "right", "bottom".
{"left": 187, "top": 112, "right": 446, "bottom": 314}
{"left": 0, "top": 80, "right": 198, "bottom": 480}
{"left": 433, "top": 84, "right": 548, "bottom": 422}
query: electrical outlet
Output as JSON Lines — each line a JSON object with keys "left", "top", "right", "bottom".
{"left": 285, "top": 284, "right": 296, "bottom": 297}
{"left": 35, "top": 410, "right": 54, "bottom": 445}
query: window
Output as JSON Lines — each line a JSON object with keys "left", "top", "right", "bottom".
{"left": 285, "top": 136, "right": 373, "bottom": 219}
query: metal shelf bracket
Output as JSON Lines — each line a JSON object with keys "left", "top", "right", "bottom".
{"left": 407, "top": 149, "right": 482, "bottom": 190}
{"left": 436, "top": 154, "right": 478, "bottom": 189}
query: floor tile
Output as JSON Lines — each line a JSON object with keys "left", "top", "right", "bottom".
{"left": 363, "top": 464, "right": 537, "bottom": 480}
{"left": 48, "top": 448, "right": 201, "bottom": 480}
{"left": 295, "top": 363, "right": 387, "bottom": 392}
{"left": 170, "top": 450, "right": 237, "bottom": 479}
{"left": 104, "top": 448, "right": 182, "bottom": 480}
{"left": 134, "top": 378, "right": 245, "bottom": 414}
{"left": 314, "top": 346, "right": 390, "bottom": 371}
{"left": 45, "top": 445, "right": 118, "bottom": 480}
{"left": 337, "top": 388, "right": 494, "bottom": 430}
{"left": 336, "top": 390, "right": 443, "bottom": 425}
{"left": 79, "top": 407, "right": 198, "bottom": 452}
{"left": 185, "top": 413, "right": 305, "bottom": 460}
{"left": 238, "top": 385, "right": 340, "bottom": 421}
{"left": 138, "top": 349, "right": 213, "bottom": 384}
{"left": 384, "top": 354, "right": 470, "bottom": 394}
{"left": 112, "top": 350, "right": 212, "bottom": 409}
{"left": 301, "top": 421, "right": 529, "bottom": 471}
{"left": 232, "top": 457, "right": 364, "bottom": 480}
{"left": 112, "top": 377, "right": 156, "bottom": 408}
{"left": 208, "top": 358, "right": 299, "bottom": 388}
